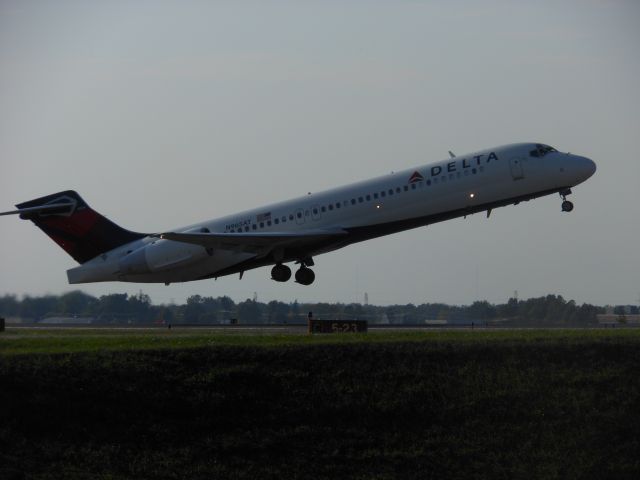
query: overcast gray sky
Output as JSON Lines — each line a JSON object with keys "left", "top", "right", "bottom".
{"left": 1, "top": 0, "right": 638, "bottom": 307}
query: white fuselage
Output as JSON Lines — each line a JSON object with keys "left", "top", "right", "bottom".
{"left": 66, "top": 143, "right": 596, "bottom": 284}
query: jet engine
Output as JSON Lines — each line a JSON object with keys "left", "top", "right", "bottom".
{"left": 119, "top": 240, "right": 208, "bottom": 275}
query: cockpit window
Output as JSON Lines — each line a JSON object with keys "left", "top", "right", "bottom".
{"left": 530, "top": 144, "right": 558, "bottom": 157}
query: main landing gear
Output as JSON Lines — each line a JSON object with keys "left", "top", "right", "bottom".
{"left": 295, "top": 266, "right": 315, "bottom": 286}
{"left": 271, "top": 263, "right": 292, "bottom": 282}
{"left": 271, "top": 259, "right": 316, "bottom": 285}
{"left": 560, "top": 189, "right": 574, "bottom": 212}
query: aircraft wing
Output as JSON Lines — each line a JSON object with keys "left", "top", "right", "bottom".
{"left": 156, "top": 229, "right": 348, "bottom": 258}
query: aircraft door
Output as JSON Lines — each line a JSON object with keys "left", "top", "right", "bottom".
{"left": 509, "top": 157, "right": 525, "bottom": 180}
{"left": 295, "top": 208, "right": 305, "bottom": 225}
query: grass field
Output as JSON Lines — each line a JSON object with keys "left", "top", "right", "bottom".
{"left": 1, "top": 328, "right": 639, "bottom": 479}
{"left": 3, "top": 326, "right": 639, "bottom": 356}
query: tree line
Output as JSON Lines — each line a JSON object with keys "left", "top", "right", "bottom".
{"left": 0, "top": 291, "right": 606, "bottom": 326}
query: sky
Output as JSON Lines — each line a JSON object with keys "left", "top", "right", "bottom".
{"left": 1, "top": 0, "right": 639, "bottom": 307}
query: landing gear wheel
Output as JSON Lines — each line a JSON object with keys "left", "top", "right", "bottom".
{"left": 559, "top": 189, "right": 574, "bottom": 213}
{"left": 271, "top": 263, "right": 292, "bottom": 282}
{"left": 295, "top": 267, "right": 315, "bottom": 286}
{"left": 561, "top": 200, "right": 574, "bottom": 212}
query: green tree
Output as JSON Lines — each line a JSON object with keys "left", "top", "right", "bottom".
{"left": 267, "top": 300, "right": 289, "bottom": 323}
{"left": 20, "top": 295, "right": 58, "bottom": 321}
{"left": 289, "top": 300, "right": 301, "bottom": 323}
{"left": 158, "top": 306, "right": 174, "bottom": 325}
{"left": 499, "top": 297, "right": 519, "bottom": 319}
{"left": 468, "top": 301, "right": 496, "bottom": 321}
{"left": 184, "top": 295, "right": 205, "bottom": 323}
{"left": 237, "top": 299, "right": 262, "bottom": 323}
{"left": 57, "top": 290, "right": 97, "bottom": 316}
{"left": 96, "top": 293, "right": 130, "bottom": 323}
{"left": 127, "top": 291, "right": 153, "bottom": 323}
{"left": 0, "top": 295, "right": 20, "bottom": 317}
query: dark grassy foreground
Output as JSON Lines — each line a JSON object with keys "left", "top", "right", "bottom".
{"left": 1, "top": 330, "right": 639, "bottom": 479}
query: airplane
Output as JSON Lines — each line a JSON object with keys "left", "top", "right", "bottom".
{"left": 1, "top": 142, "right": 595, "bottom": 286}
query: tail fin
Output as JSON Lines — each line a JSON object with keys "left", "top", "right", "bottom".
{"left": 10, "top": 190, "right": 146, "bottom": 264}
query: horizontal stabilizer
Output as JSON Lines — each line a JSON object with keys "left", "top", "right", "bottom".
{"left": 0, "top": 202, "right": 76, "bottom": 217}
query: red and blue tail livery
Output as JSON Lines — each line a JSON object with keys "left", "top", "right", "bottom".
{"left": 10, "top": 190, "right": 145, "bottom": 264}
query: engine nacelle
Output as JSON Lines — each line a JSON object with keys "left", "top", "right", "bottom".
{"left": 118, "top": 246, "right": 150, "bottom": 274}
{"left": 118, "top": 240, "right": 208, "bottom": 275}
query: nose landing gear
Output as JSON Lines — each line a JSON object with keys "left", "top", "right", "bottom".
{"left": 560, "top": 189, "right": 574, "bottom": 212}
{"left": 562, "top": 200, "right": 574, "bottom": 212}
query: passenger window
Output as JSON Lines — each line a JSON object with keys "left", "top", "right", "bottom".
{"left": 351, "top": 199, "right": 356, "bottom": 205}
{"left": 411, "top": 184, "right": 416, "bottom": 190}
{"left": 289, "top": 214, "right": 294, "bottom": 220}
{"left": 381, "top": 191, "right": 386, "bottom": 197}
{"left": 396, "top": 187, "right": 401, "bottom": 193}
{"left": 296, "top": 212, "right": 302, "bottom": 218}
{"left": 336, "top": 203, "right": 341, "bottom": 209}
{"left": 358, "top": 197, "right": 363, "bottom": 203}
{"left": 388, "top": 189, "right": 393, "bottom": 195}
{"left": 245, "top": 226, "right": 249, "bottom": 232}
{"left": 366, "top": 194, "right": 371, "bottom": 201}
{"left": 252, "top": 224, "right": 257, "bottom": 230}
{"left": 321, "top": 206, "right": 326, "bottom": 212}
{"left": 260, "top": 222, "right": 264, "bottom": 228}
{"left": 374, "top": 193, "right": 379, "bottom": 199}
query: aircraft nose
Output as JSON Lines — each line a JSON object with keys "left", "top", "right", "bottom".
{"left": 559, "top": 153, "right": 596, "bottom": 186}
{"left": 577, "top": 155, "right": 597, "bottom": 180}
